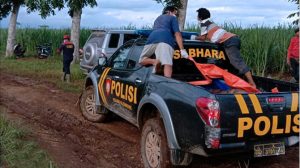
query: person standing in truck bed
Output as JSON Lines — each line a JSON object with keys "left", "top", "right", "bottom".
{"left": 191, "top": 8, "right": 256, "bottom": 88}
{"left": 139, "top": 5, "right": 188, "bottom": 78}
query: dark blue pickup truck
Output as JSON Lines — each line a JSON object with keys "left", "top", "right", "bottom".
{"left": 79, "top": 36, "right": 299, "bottom": 167}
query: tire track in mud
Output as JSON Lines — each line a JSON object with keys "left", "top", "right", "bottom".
{"left": 0, "top": 73, "right": 142, "bottom": 168}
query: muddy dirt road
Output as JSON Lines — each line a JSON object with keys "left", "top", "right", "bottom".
{"left": 0, "top": 73, "right": 298, "bottom": 168}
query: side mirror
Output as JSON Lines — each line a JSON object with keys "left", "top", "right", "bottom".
{"left": 98, "top": 56, "right": 107, "bottom": 66}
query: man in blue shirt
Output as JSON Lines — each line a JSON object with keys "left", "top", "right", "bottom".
{"left": 139, "top": 6, "right": 188, "bottom": 78}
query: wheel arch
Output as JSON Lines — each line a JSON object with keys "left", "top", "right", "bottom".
{"left": 85, "top": 72, "right": 101, "bottom": 106}
{"left": 137, "top": 93, "right": 180, "bottom": 150}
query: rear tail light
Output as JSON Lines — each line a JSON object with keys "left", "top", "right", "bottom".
{"left": 267, "top": 97, "right": 285, "bottom": 103}
{"left": 196, "top": 97, "right": 221, "bottom": 149}
{"left": 196, "top": 97, "right": 220, "bottom": 128}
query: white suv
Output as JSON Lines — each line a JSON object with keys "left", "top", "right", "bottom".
{"left": 80, "top": 30, "right": 140, "bottom": 73}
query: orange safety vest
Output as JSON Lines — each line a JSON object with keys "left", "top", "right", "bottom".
{"left": 201, "top": 20, "right": 236, "bottom": 43}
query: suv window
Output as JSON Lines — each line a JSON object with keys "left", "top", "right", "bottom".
{"left": 126, "top": 41, "right": 144, "bottom": 69}
{"left": 108, "top": 34, "right": 120, "bottom": 48}
{"left": 110, "top": 42, "right": 133, "bottom": 69}
{"left": 124, "top": 34, "right": 140, "bottom": 44}
{"left": 88, "top": 33, "right": 105, "bottom": 48}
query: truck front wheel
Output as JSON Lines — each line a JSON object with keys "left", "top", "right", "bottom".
{"left": 80, "top": 86, "right": 107, "bottom": 122}
{"left": 141, "top": 118, "right": 172, "bottom": 168}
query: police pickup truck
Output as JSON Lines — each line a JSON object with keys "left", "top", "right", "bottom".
{"left": 79, "top": 32, "right": 299, "bottom": 167}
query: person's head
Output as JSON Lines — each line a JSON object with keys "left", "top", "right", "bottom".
{"left": 63, "top": 35, "right": 70, "bottom": 42}
{"left": 162, "top": 5, "right": 178, "bottom": 17}
{"left": 196, "top": 8, "right": 210, "bottom": 21}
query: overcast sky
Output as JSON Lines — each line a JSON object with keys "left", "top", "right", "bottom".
{"left": 0, "top": 0, "right": 298, "bottom": 29}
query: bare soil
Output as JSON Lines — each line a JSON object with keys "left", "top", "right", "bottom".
{"left": 0, "top": 72, "right": 298, "bottom": 168}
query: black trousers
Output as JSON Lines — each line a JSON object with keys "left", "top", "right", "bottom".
{"left": 290, "top": 58, "right": 299, "bottom": 81}
{"left": 223, "top": 36, "right": 250, "bottom": 75}
{"left": 63, "top": 59, "right": 73, "bottom": 74}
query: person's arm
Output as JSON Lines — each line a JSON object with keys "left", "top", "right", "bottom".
{"left": 191, "top": 24, "right": 207, "bottom": 41}
{"left": 57, "top": 43, "right": 64, "bottom": 54}
{"left": 171, "top": 17, "right": 184, "bottom": 49}
{"left": 171, "top": 18, "right": 188, "bottom": 58}
{"left": 175, "top": 32, "right": 189, "bottom": 58}
{"left": 196, "top": 35, "right": 206, "bottom": 41}
{"left": 175, "top": 32, "right": 184, "bottom": 50}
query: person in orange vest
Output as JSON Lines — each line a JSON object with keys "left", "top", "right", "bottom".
{"left": 57, "top": 35, "right": 74, "bottom": 83}
{"left": 191, "top": 8, "right": 256, "bottom": 88}
{"left": 287, "top": 28, "right": 299, "bottom": 82}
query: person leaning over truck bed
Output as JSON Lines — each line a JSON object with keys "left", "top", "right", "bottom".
{"left": 191, "top": 8, "right": 256, "bottom": 88}
{"left": 139, "top": 5, "right": 189, "bottom": 78}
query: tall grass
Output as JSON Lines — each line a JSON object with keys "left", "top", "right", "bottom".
{"left": 229, "top": 25, "right": 293, "bottom": 76}
{"left": 0, "top": 24, "right": 295, "bottom": 76}
{"left": 0, "top": 28, "right": 91, "bottom": 56}
{"left": 0, "top": 111, "right": 55, "bottom": 168}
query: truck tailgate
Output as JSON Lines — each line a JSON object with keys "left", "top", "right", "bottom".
{"left": 216, "top": 92, "right": 299, "bottom": 143}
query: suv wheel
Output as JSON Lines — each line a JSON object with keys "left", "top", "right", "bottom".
{"left": 141, "top": 118, "right": 172, "bottom": 168}
{"left": 80, "top": 86, "right": 107, "bottom": 122}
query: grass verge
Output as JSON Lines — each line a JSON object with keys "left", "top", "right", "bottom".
{"left": 0, "top": 111, "right": 55, "bottom": 168}
{"left": 0, "top": 55, "right": 85, "bottom": 93}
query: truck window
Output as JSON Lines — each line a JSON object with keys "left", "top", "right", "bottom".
{"left": 108, "top": 34, "right": 120, "bottom": 48}
{"left": 126, "top": 42, "right": 144, "bottom": 70}
{"left": 110, "top": 43, "right": 133, "bottom": 69}
{"left": 124, "top": 34, "right": 139, "bottom": 43}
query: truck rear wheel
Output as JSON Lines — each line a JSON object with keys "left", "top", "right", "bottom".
{"left": 80, "top": 86, "right": 107, "bottom": 122}
{"left": 141, "top": 118, "right": 172, "bottom": 168}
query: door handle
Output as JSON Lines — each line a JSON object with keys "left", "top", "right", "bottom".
{"left": 135, "top": 79, "right": 142, "bottom": 83}
{"left": 113, "top": 76, "right": 120, "bottom": 79}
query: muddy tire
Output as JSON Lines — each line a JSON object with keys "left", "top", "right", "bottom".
{"left": 80, "top": 85, "right": 107, "bottom": 122}
{"left": 141, "top": 118, "right": 172, "bottom": 168}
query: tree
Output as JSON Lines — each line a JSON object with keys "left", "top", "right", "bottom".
{"left": 1, "top": 0, "right": 24, "bottom": 57}
{"left": 65, "top": 0, "right": 97, "bottom": 61}
{"left": 178, "top": 0, "right": 188, "bottom": 31}
{"left": 1, "top": 0, "right": 62, "bottom": 57}
{"left": 288, "top": 0, "right": 299, "bottom": 25}
{"left": 153, "top": 0, "right": 188, "bottom": 30}
{"left": 26, "top": 0, "right": 64, "bottom": 19}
